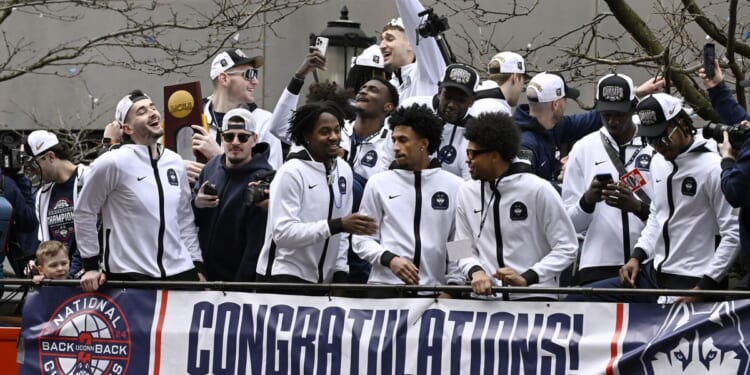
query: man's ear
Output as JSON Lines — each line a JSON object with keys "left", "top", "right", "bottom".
{"left": 121, "top": 123, "right": 134, "bottom": 135}
{"left": 384, "top": 102, "right": 394, "bottom": 113}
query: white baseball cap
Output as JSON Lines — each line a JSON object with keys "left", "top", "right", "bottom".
{"left": 222, "top": 108, "right": 257, "bottom": 134}
{"left": 488, "top": 51, "right": 525, "bottom": 74}
{"left": 27, "top": 130, "right": 59, "bottom": 157}
{"left": 115, "top": 90, "right": 151, "bottom": 125}
{"left": 209, "top": 49, "right": 264, "bottom": 80}
{"left": 351, "top": 45, "right": 384, "bottom": 69}
{"left": 526, "top": 72, "right": 580, "bottom": 103}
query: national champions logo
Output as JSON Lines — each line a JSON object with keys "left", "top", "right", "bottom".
{"left": 37, "top": 294, "right": 132, "bottom": 375}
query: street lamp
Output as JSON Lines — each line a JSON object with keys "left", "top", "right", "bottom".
{"left": 310, "top": 6, "right": 376, "bottom": 85}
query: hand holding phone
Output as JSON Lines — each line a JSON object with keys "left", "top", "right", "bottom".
{"left": 314, "top": 36, "right": 329, "bottom": 56}
{"left": 703, "top": 43, "right": 716, "bottom": 80}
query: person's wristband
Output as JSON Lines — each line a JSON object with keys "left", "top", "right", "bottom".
{"left": 101, "top": 137, "right": 113, "bottom": 146}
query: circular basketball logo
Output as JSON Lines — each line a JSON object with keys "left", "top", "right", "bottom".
{"left": 167, "top": 89, "right": 195, "bottom": 119}
{"left": 38, "top": 294, "right": 131, "bottom": 375}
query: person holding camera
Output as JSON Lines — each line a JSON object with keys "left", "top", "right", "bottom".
{"left": 700, "top": 59, "right": 750, "bottom": 288}
{"left": 380, "top": 0, "right": 446, "bottom": 100}
{"left": 192, "top": 108, "right": 273, "bottom": 282}
{"left": 569, "top": 93, "right": 740, "bottom": 303}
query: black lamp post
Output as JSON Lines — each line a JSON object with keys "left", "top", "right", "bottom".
{"left": 310, "top": 6, "right": 376, "bottom": 85}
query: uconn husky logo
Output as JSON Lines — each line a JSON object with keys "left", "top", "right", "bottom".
{"left": 634, "top": 302, "right": 750, "bottom": 375}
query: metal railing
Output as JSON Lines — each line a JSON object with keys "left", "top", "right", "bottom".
{"left": 2, "top": 278, "right": 750, "bottom": 299}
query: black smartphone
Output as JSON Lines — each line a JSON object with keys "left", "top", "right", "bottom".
{"left": 703, "top": 43, "right": 716, "bottom": 80}
{"left": 203, "top": 183, "right": 218, "bottom": 196}
{"left": 595, "top": 173, "right": 613, "bottom": 182}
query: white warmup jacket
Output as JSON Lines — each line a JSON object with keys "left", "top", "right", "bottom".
{"left": 455, "top": 164, "right": 578, "bottom": 300}
{"left": 340, "top": 120, "right": 394, "bottom": 180}
{"left": 633, "top": 137, "right": 739, "bottom": 289}
{"left": 353, "top": 165, "right": 465, "bottom": 287}
{"left": 389, "top": 0, "right": 446, "bottom": 100}
{"left": 561, "top": 128, "right": 655, "bottom": 284}
{"left": 256, "top": 149, "right": 353, "bottom": 283}
{"left": 74, "top": 144, "right": 201, "bottom": 278}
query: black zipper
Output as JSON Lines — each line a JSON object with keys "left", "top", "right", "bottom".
{"left": 412, "top": 171, "right": 423, "bottom": 268}
{"left": 657, "top": 161, "right": 678, "bottom": 273}
{"left": 104, "top": 228, "right": 111, "bottom": 273}
{"left": 149, "top": 148, "right": 167, "bottom": 279}
{"left": 317, "top": 168, "right": 334, "bottom": 283}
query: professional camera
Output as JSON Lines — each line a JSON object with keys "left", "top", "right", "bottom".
{"left": 702, "top": 122, "right": 750, "bottom": 150}
{"left": 1, "top": 132, "right": 25, "bottom": 174}
{"left": 244, "top": 170, "right": 276, "bottom": 206}
{"left": 417, "top": 8, "right": 449, "bottom": 38}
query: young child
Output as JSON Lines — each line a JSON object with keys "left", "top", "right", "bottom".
{"left": 32, "top": 240, "right": 70, "bottom": 283}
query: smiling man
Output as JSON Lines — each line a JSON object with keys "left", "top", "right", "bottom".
{"left": 75, "top": 89, "right": 204, "bottom": 291}
{"left": 380, "top": 0, "right": 445, "bottom": 100}
{"left": 192, "top": 108, "right": 273, "bottom": 282}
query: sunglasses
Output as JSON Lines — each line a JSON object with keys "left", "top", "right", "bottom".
{"left": 222, "top": 132, "right": 253, "bottom": 143}
{"left": 225, "top": 68, "right": 259, "bottom": 81}
{"left": 466, "top": 148, "right": 493, "bottom": 160}
{"left": 644, "top": 126, "right": 678, "bottom": 147}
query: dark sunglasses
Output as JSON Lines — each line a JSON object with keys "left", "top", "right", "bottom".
{"left": 466, "top": 148, "right": 493, "bottom": 160}
{"left": 222, "top": 132, "right": 253, "bottom": 143}
{"left": 225, "top": 68, "right": 259, "bottom": 81}
{"left": 644, "top": 126, "right": 678, "bottom": 147}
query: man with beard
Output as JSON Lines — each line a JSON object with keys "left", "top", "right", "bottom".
{"left": 353, "top": 104, "right": 464, "bottom": 298}
{"left": 27, "top": 130, "right": 87, "bottom": 278}
{"left": 192, "top": 108, "right": 273, "bottom": 281}
{"left": 562, "top": 73, "right": 654, "bottom": 285}
{"left": 76, "top": 90, "right": 204, "bottom": 291}
{"left": 400, "top": 63, "right": 479, "bottom": 179}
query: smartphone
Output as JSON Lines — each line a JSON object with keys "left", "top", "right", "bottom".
{"left": 703, "top": 43, "right": 716, "bottom": 80}
{"left": 595, "top": 173, "right": 613, "bottom": 182}
{"left": 203, "top": 183, "right": 218, "bottom": 196}
{"left": 314, "top": 36, "right": 329, "bottom": 56}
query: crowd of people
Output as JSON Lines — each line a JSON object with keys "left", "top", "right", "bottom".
{"left": 3, "top": 0, "right": 749, "bottom": 304}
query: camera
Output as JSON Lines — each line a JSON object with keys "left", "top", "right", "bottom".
{"left": 702, "top": 122, "right": 750, "bottom": 150}
{"left": 1, "top": 132, "right": 25, "bottom": 174}
{"left": 417, "top": 8, "right": 449, "bottom": 39}
{"left": 244, "top": 170, "right": 276, "bottom": 206}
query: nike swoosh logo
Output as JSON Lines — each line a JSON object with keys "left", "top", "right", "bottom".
{"left": 137, "top": 176, "right": 147, "bottom": 181}
{"left": 308, "top": 184, "right": 317, "bottom": 189}
{"left": 388, "top": 194, "right": 400, "bottom": 199}
{"left": 594, "top": 160, "right": 607, "bottom": 165}
{"left": 473, "top": 209, "right": 482, "bottom": 214}
{"left": 655, "top": 179, "right": 662, "bottom": 183}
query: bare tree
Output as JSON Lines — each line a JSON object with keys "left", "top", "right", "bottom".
{"left": 440, "top": 0, "right": 750, "bottom": 121}
{"left": 0, "top": 0, "right": 325, "bottom": 81}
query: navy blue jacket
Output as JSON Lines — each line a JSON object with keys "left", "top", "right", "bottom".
{"left": 193, "top": 143, "right": 273, "bottom": 282}
{"left": 513, "top": 104, "right": 602, "bottom": 182}
{"left": 710, "top": 82, "right": 750, "bottom": 264}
